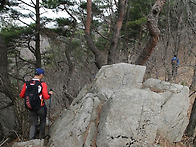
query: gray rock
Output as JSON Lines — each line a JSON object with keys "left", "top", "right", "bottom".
{"left": 144, "top": 78, "right": 189, "bottom": 142}
{"left": 91, "top": 63, "right": 146, "bottom": 99}
{"left": 12, "top": 139, "right": 44, "bottom": 147}
{"left": 39, "top": 63, "right": 190, "bottom": 147}
{"left": 0, "top": 93, "right": 19, "bottom": 141}
{"left": 83, "top": 122, "right": 96, "bottom": 147}
{"left": 96, "top": 88, "right": 162, "bottom": 147}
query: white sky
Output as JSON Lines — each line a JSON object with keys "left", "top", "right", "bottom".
{"left": 15, "top": 0, "right": 71, "bottom": 27}
{"left": 8, "top": 0, "right": 113, "bottom": 28}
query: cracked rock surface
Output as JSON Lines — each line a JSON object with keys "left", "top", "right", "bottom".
{"left": 13, "top": 63, "right": 190, "bottom": 147}
{"left": 48, "top": 63, "right": 189, "bottom": 147}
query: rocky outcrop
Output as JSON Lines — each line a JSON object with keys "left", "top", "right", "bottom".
{"left": 144, "top": 79, "right": 189, "bottom": 142}
{"left": 48, "top": 63, "right": 147, "bottom": 146}
{"left": 0, "top": 93, "right": 19, "bottom": 142}
{"left": 96, "top": 88, "right": 162, "bottom": 147}
{"left": 47, "top": 63, "right": 189, "bottom": 147}
{"left": 12, "top": 63, "right": 190, "bottom": 147}
{"left": 12, "top": 139, "right": 44, "bottom": 147}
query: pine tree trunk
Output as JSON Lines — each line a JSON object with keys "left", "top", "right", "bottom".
{"left": 185, "top": 65, "right": 196, "bottom": 137}
{"left": 0, "top": 35, "right": 18, "bottom": 102}
{"left": 35, "top": 0, "right": 41, "bottom": 68}
{"left": 185, "top": 99, "right": 196, "bottom": 137}
{"left": 135, "top": 0, "right": 166, "bottom": 65}
{"left": 107, "top": 0, "right": 127, "bottom": 65}
{"left": 85, "top": 0, "right": 105, "bottom": 69}
{"left": 190, "top": 65, "right": 196, "bottom": 91}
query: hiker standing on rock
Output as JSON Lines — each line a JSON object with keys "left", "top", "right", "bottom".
{"left": 171, "top": 55, "right": 179, "bottom": 79}
{"left": 20, "top": 68, "right": 53, "bottom": 140}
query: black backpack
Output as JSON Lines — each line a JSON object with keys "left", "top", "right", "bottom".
{"left": 24, "top": 80, "right": 42, "bottom": 111}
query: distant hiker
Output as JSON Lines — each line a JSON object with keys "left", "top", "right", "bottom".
{"left": 20, "top": 68, "right": 53, "bottom": 140}
{"left": 171, "top": 55, "right": 179, "bottom": 78}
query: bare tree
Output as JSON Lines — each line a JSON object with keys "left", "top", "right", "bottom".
{"left": 184, "top": 0, "right": 196, "bottom": 139}
{"left": 85, "top": 0, "right": 128, "bottom": 69}
{"left": 107, "top": 0, "right": 128, "bottom": 64}
{"left": 85, "top": 0, "right": 106, "bottom": 69}
{"left": 16, "top": 0, "right": 42, "bottom": 68}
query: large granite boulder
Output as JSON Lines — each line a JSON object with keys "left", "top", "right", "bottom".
{"left": 143, "top": 78, "right": 189, "bottom": 142}
{"left": 47, "top": 63, "right": 189, "bottom": 147}
{"left": 96, "top": 88, "right": 162, "bottom": 147}
{"left": 12, "top": 63, "right": 190, "bottom": 147}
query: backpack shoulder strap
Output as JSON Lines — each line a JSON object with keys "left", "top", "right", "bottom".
{"left": 26, "top": 80, "right": 42, "bottom": 88}
{"left": 25, "top": 80, "right": 31, "bottom": 88}
{"left": 35, "top": 80, "right": 42, "bottom": 85}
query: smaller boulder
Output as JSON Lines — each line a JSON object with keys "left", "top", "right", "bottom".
{"left": 12, "top": 139, "right": 44, "bottom": 147}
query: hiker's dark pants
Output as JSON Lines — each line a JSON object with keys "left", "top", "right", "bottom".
{"left": 172, "top": 64, "right": 178, "bottom": 77}
{"left": 29, "top": 105, "right": 47, "bottom": 140}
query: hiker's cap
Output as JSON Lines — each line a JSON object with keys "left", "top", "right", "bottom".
{"left": 35, "top": 68, "right": 45, "bottom": 75}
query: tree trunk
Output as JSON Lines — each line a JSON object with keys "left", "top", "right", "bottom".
{"left": 135, "top": 0, "right": 166, "bottom": 65}
{"left": 0, "top": 34, "right": 22, "bottom": 139}
{"left": 123, "top": 0, "right": 131, "bottom": 62}
{"left": 190, "top": 64, "right": 196, "bottom": 91}
{"left": 0, "top": 35, "right": 18, "bottom": 102}
{"left": 185, "top": 98, "right": 196, "bottom": 137}
{"left": 85, "top": 0, "right": 105, "bottom": 69}
{"left": 107, "top": 0, "right": 127, "bottom": 64}
{"left": 185, "top": 64, "right": 196, "bottom": 137}
{"left": 35, "top": 0, "right": 41, "bottom": 68}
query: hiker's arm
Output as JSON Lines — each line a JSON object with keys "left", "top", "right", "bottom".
{"left": 41, "top": 82, "right": 51, "bottom": 100}
{"left": 20, "top": 83, "right": 26, "bottom": 98}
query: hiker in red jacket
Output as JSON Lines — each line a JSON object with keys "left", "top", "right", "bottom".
{"left": 20, "top": 68, "right": 53, "bottom": 140}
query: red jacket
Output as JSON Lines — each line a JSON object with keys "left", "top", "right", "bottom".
{"left": 20, "top": 79, "right": 51, "bottom": 107}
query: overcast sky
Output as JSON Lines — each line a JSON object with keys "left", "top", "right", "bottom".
{"left": 16, "top": 0, "right": 70, "bottom": 27}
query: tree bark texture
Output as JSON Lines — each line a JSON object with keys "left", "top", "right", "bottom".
{"left": 135, "top": 0, "right": 166, "bottom": 65}
{"left": 85, "top": 0, "right": 105, "bottom": 69}
{"left": 190, "top": 65, "right": 196, "bottom": 91}
{"left": 185, "top": 98, "right": 196, "bottom": 137}
{"left": 35, "top": 0, "right": 41, "bottom": 68}
{"left": 185, "top": 64, "right": 196, "bottom": 137}
{"left": 107, "top": 0, "right": 127, "bottom": 64}
{"left": 0, "top": 35, "right": 18, "bottom": 103}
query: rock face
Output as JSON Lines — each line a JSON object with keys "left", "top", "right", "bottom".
{"left": 96, "top": 88, "right": 162, "bottom": 147}
{"left": 0, "top": 93, "right": 19, "bottom": 141}
{"left": 12, "top": 139, "right": 44, "bottom": 147}
{"left": 144, "top": 79, "right": 189, "bottom": 143}
{"left": 47, "top": 63, "right": 190, "bottom": 147}
{"left": 12, "top": 63, "right": 190, "bottom": 147}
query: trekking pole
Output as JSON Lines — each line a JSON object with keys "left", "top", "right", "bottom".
{"left": 44, "top": 89, "right": 53, "bottom": 139}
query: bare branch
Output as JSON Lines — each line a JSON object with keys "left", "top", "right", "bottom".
{"left": 18, "top": 18, "right": 31, "bottom": 27}
{"left": 0, "top": 138, "right": 9, "bottom": 147}
{"left": 18, "top": 56, "right": 35, "bottom": 65}
{"left": 63, "top": 5, "right": 77, "bottom": 22}
{"left": 114, "top": 0, "right": 118, "bottom": 7}
{"left": 30, "top": 0, "right": 36, "bottom": 6}
{"left": 94, "top": 29, "right": 110, "bottom": 41}
{"left": 28, "top": 39, "right": 35, "bottom": 54}
{"left": 18, "top": 0, "right": 35, "bottom": 9}
{"left": 190, "top": 0, "right": 196, "bottom": 5}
